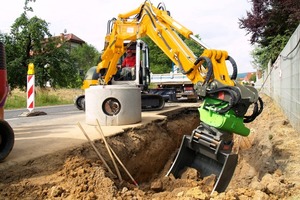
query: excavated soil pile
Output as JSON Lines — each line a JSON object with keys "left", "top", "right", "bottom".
{"left": 1, "top": 94, "right": 300, "bottom": 199}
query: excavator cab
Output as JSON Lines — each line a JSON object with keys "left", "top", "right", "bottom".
{"left": 109, "top": 40, "right": 164, "bottom": 111}
{"left": 113, "top": 43, "right": 138, "bottom": 81}
{"left": 111, "top": 40, "right": 150, "bottom": 88}
{"left": 75, "top": 40, "right": 164, "bottom": 111}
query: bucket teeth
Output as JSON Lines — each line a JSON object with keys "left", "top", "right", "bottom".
{"left": 166, "top": 124, "right": 238, "bottom": 194}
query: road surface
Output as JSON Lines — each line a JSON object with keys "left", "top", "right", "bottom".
{"left": 1, "top": 103, "right": 193, "bottom": 169}
{"left": 5, "top": 104, "right": 79, "bottom": 120}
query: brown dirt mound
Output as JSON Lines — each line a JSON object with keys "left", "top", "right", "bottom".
{"left": 1, "top": 95, "right": 300, "bottom": 199}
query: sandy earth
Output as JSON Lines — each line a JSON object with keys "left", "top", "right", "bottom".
{"left": 1, "top": 94, "right": 300, "bottom": 199}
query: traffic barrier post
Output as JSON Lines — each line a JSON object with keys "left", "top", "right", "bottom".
{"left": 27, "top": 63, "right": 35, "bottom": 112}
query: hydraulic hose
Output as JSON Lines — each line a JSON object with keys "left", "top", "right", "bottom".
{"left": 206, "top": 87, "right": 239, "bottom": 114}
{"left": 226, "top": 56, "right": 238, "bottom": 80}
{"left": 243, "top": 97, "right": 264, "bottom": 123}
{"left": 193, "top": 56, "right": 213, "bottom": 85}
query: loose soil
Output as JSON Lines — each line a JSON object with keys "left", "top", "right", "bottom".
{"left": 1, "top": 94, "right": 300, "bottom": 199}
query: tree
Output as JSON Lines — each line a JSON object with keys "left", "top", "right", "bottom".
{"left": 1, "top": 12, "right": 80, "bottom": 89}
{"left": 251, "top": 34, "right": 289, "bottom": 69}
{"left": 142, "top": 34, "right": 204, "bottom": 74}
{"left": 69, "top": 43, "right": 99, "bottom": 75}
{"left": 37, "top": 40, "right": 78, "bottom": 88}
{"left": 142, "top": 36, "right": 172, "bottom": 74}
{"left": 1, "top": 13, "right": 52, "bottom": 89}
{"left": 182, "top": 34, "right": 204, "bottom": 58}
{"left": 239, "top": 0, "right": 300, "bottom": 69}
{"left": 239, "top": 0, "right": 300, "bottom": 46}
{"left": 249, "top": 73, "right": 256, "bottom": 83}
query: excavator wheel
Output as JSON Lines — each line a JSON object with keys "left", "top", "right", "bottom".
{"left": 75, "top": 95, "right": 85, "bottom": 111}
{"left": 0, "top": 120, "right": 14, "bottom": 161}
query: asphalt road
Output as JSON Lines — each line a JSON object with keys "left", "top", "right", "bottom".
{"left": 1, "top": 105, "right": 91, "bottom": 168}
{"left": 5, "top": 104, "right": 79, "bottom": 119}
{"left": 1, "top": 101, "right": 199, "bottom": 170}
{"left": 4, "top": 104, "right": 83, "bottom": 127}
{"left": 1, "top": 103, "right": 182, "bottom": 169}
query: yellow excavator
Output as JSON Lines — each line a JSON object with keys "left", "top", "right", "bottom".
{"left": 88, "top": 0, "right": 263, "bottom": 193}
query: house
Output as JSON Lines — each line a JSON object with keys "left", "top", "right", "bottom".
{"left": 58, "top": 33, "right": 85, "bottom": 51}
{"left": 236, "top": 72, "right": 256, "bottom": 85}
{"left": 243, "top": 72, "right": 255, "bottom": 82}
{"left": 34, "top": 33, "right": 86, "bottom": 87}
{"left": 29, "top": 33, "right": 86, "bottom": 56}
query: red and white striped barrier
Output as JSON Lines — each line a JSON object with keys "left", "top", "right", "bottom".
{"left": 27, "top": 63, "right": 35, "bottom": 112}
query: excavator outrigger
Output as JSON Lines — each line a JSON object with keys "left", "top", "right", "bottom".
{"left": 91, "top": 0, "right": 263, "bottom": 193}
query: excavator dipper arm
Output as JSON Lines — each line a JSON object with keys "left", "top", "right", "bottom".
{"left": 96, "top": 0, "right": 263, "bottom": 193}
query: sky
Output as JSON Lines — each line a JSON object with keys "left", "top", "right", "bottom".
{"left": 1, "top": 0, "right": 254, "bottom": 73}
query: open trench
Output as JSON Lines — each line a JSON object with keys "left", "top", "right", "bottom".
{"left": 0, "top": 98, "right": 298, "bottom": 199}
{"left": 102, "top": 107, "right": 201, "bottom": 184}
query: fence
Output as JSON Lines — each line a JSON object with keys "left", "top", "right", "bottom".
{"left": 259, "top": 24, "right": 300, "bottom": 131}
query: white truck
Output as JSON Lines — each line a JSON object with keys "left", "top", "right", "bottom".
{"left": 149, "top": 68, "right": 198, "bottom": 102}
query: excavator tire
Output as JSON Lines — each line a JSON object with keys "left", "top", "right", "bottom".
{"left": 141, "top": 93, "right": 165, "bottom": 111}
{"left": 167, "top": 135, "right": 238, "bottom": 194}
{"left": 0, "top": 120, "right": 14, "bottom": 161}
{"left": 75, "top": 95, "right": 85, "bottom": 110}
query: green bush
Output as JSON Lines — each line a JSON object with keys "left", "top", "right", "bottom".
{"left": 4, "top": 94, "right": 26, "bottom": 109}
